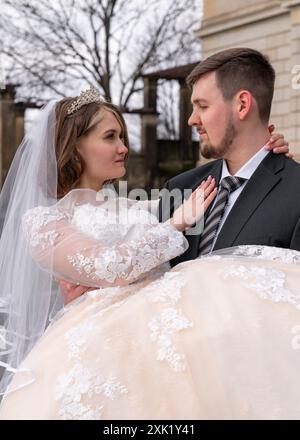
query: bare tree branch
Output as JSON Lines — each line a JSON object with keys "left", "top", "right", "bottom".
{"left": 0, "top": 0, "right": 201, "bottom": 116}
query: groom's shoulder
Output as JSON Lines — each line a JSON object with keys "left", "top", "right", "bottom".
{"left": 261, "top": 152, "right": 300, "bottom": 176}
{"left": 282, "top": 156, "right": 300, "bottom": 184}
{"left": 284, "top": 156, "right": 300, "bottom": 172}
{"left": 164, "top": 159, "right": 221, "bottom": 190}
{"left": 262, "top": 154, "right": 300, "bottom": 191}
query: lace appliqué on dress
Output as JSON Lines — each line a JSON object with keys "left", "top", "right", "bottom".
{"left": 221, "top": 265, "right": 300, "bottom": 310}
{"left": 149, "top": 307, "right": 193, "bottom": 372}
{"left": 231, "top": 245, "right": 300, "bottom": 264}
{"left": 22, "top": 206, "right": 66, "bottom": 249}
{"left": 143, "top": 271, "right": 186, "bottom": 305}
{"left": 67, "top": 224, "right": 186, "bottom": 284}
{"left": 142, "top": 272, "right": 193, "bottom": 372}
{"left": 54, "top": 362, "right": 128, "bottom": 420}
{"left": 54, "top": 319, "right": 128, "bottom": 420}
{"left": 64, "top": 320, "right": 96, "bottom": 361}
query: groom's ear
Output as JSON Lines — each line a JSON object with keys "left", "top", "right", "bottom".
{"left": 235, "top": 90, "right": 253, "bottom": 121}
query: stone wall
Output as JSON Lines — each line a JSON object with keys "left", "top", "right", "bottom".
{"left": 198, "top": 0, "right": 300, "bottom": 161}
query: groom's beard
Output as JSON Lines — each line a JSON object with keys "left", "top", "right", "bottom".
{"left": 201, "top": 119, "right": 237, "bottom": 160}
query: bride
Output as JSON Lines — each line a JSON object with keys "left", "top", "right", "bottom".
{"left": 0, "top": 87, "right": 299, "bottom": 420}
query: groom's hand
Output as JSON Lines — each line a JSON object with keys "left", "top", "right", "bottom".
{"left": 266, "top": 124, "right": 293, "bottom": 158}
{"left": 58, "top": 279, "right": 93, "bottom": 305}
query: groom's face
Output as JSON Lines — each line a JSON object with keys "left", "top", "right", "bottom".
{"left": 188, "top": 72, "right": 237, "bottom": 159}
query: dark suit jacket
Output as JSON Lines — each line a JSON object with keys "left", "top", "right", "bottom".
{"left": 158, "top": 152, "right": 300, "bottom": 267}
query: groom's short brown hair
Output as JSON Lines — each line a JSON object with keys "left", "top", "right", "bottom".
{"left": 186, "top": 47, "right": 275, "bottom": 122}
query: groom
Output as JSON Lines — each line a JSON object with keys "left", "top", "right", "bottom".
{"left": 159, "top": 47, "right": 300, "bottom": 267}
{"left": 59, "top": 47, "right": 296, "bottom": 304}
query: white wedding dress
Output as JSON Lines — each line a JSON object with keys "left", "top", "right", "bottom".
{"left": 1, "top": 189, "right": 300, "bottom": 420}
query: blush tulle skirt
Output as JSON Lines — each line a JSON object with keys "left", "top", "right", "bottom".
{"left": 1, "top": 247, "right": 300, "bottom": 419}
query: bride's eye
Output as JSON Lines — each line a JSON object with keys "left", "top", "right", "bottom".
{"left": 104, "top": 130, "right": 123, "bottom": 141}
{"left": 105, "top": 132, "right": 115, "bottom": 140}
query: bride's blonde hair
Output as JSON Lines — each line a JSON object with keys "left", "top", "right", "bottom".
{"left": 55, "top": 98, "right": 130, "bottom": 198}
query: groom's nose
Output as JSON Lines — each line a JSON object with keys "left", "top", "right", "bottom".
{"left": 188, "top": 109, "right": 201, "bottom": 127}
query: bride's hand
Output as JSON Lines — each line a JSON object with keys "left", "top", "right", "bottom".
{"left": 266, "top": 124, "right": 293, "bottom": 158}
{"left": 167, "top": 176, "right": 217, "bottom": 232}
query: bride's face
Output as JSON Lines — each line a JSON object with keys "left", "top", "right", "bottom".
{"left": 76, "top": 109, "right": 128, "bottom": 189}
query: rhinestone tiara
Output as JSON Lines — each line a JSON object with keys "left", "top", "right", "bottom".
{"left": 67, "top": 86, "right": 106, "bottom": 115}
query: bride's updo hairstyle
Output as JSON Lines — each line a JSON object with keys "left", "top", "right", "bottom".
{"left": 55, "top": 98, "right": 130, "bottom": 198}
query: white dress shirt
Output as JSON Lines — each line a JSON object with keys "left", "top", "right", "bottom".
{"left": 210, "top": 146, "right": 270, "bottom": 250}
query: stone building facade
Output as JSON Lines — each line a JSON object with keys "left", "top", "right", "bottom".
{"left": 198, "top": 0, "right": 300, "bottom": 160}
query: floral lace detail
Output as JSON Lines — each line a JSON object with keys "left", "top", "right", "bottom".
{"left": 54, "top": 362, "right": 128, "bottom": 420}
{"left": 67, "top": 252, "right": 95, "bottom": 278}
{"left": 143, "top": 272, "right": 186, "bottom": 305}
{"left": 140, "top": 271, "right": 193, "bottom": 372}
{"left": 148, "top": 307, "right": 193, "bottom": 372}
{"left": 221, "top": 265, "right": 300, "bottom": 310}
{"left": 54, "top": 319, "right": 128, "bottom": 420}
{"left": 54, "top": 362, "right": 103, "bottom": 420}
{"left": 71, "top": 202, "right": 159, "bottom": 245}
{"left": 23, "top": 199, "right": 187, "bottom": 287}
{"left": 67, "top": 224, "right": 187, "bottom": 284}
{"left": 64, "top": 320, "right": 96, "bottom": 360}
{"left": 22, "top": 206, "right": 66, "bottom": 249}
{"left": 71, "top": 204, "right": 132, "bottom": 246}
{"left": 230, "top": 245, "right": 300, "bottom": 264}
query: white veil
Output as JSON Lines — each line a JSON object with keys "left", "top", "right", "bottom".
{"left": 0, "top": 100, "right": 63, "bottom": 395}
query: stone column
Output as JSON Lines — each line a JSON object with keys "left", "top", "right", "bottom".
{"left": 141, "top": 77, "right": 159, "bottom": 190}
{"left": 179, "top": 79, "right": 194, "bottom": 161}
{"left": 0, "top": 85, "right": 27, "bottom": 187}
{"left": 0, "top": 85, "right": 17, "bottom": 186}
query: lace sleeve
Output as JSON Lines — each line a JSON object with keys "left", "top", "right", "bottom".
{"left": 22, "top": 205, "right": 188, "bottom": 287}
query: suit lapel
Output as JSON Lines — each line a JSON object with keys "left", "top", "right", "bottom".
{"left": 191, "top": 160, "right": 223, "bottom": 192}
{"left": 214, "top": 153, "right": 284, "bottom": 249}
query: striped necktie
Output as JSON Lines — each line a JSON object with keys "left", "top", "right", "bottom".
{"left": 198, "top": 176, "right": 246, "bottom": 256}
